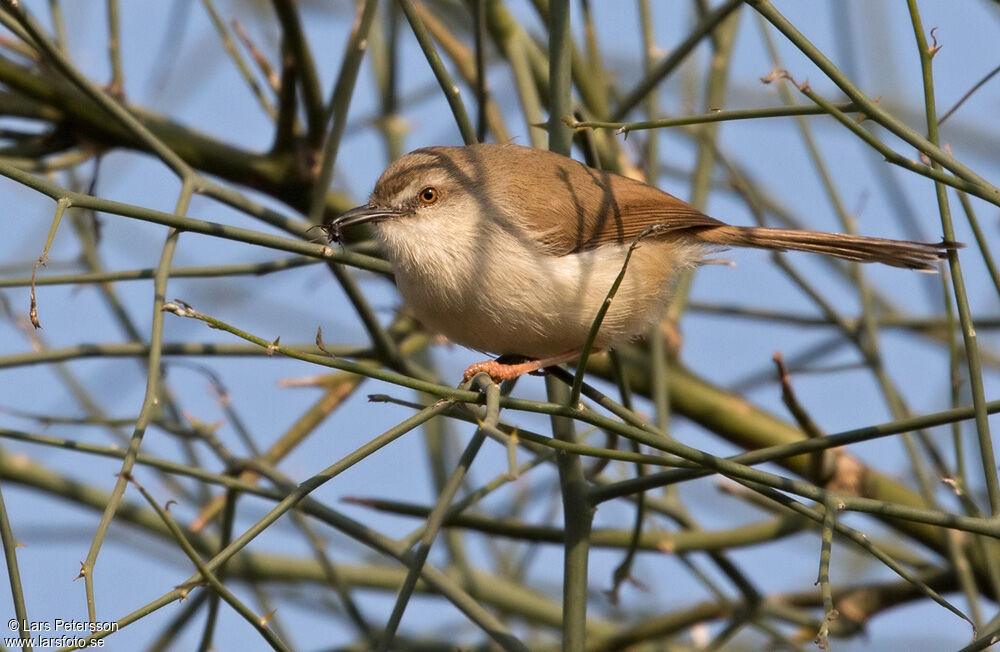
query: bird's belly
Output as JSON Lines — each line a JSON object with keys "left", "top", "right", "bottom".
{"left": 391, "top": 239, "right": 687, "bottom": 359}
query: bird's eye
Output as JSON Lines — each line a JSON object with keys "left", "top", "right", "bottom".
{"left": 418, "top": 187, "right": 439, "bottom": 204}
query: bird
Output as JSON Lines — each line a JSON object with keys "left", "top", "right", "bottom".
{"left": 325, "top": 143, "right": 954, "bottom": 383}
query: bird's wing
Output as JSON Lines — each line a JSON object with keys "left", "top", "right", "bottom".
{"left": 497, "top": 147, "right": 725, "bottom": 256}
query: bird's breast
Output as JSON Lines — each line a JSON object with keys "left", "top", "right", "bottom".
{"left": 375, "top": 215, "right": 694, "bottom": 357}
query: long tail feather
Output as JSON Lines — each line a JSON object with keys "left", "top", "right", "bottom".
{"left": 695, "top": 225, "right": 959, "bottom": 271}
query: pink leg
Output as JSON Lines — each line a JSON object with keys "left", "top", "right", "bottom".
{"left": 462, "top": 350, "right": 582, "bottom": 384}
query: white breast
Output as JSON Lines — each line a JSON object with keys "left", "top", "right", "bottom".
{"left": 375, "top": 212, "right": 703, "bottom": 358}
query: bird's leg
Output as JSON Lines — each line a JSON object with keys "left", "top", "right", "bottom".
{"left": 462, "top": 350, "right": 582, "bottom": 384}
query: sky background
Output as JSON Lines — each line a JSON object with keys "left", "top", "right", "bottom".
{"left": 1, "top": 0, "right": 999, "bottom": 649}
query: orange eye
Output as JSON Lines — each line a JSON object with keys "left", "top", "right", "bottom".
{"left": 419, "top": 187, "right": 439, "bottom": 204}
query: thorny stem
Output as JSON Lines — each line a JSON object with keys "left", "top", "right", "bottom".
{"left": 904, "top": 0, "right": 999, "bottom": 516}
{"left": 80, "top": 183, "right": 189, "bottom": 621}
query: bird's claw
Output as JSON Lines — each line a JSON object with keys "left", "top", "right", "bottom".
{"left": 462, "top": 360, "right": 512, "bottom": 385}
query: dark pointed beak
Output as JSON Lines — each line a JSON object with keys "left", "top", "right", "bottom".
{"left": 322, "top": 204, "right": 400, "bottom": 243}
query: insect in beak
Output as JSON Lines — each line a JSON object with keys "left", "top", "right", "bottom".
{"left": 323, "top": 205, "right": 401, "bottom": 243}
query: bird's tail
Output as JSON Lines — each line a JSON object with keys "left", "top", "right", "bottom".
{"left": 694, "top": 225, "right": 958, "bottom": 271}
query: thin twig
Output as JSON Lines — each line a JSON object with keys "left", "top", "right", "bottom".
{"left": 396, "top": 0, "right": 476, "bottom": 144}
{"left": 939, "top": 61, "right": 1000, "bottom": 125}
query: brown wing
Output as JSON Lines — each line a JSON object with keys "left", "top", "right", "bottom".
{"left": 483, "top": 144, "right": 724, "bottom": 256}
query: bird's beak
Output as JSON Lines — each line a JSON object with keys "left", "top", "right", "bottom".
{"left": 323, "top": 204, "right": 400, "bottom": 243}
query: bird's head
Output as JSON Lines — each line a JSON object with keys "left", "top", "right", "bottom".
{"left": 323, "top": 146, "right": 480, "bottom": 244}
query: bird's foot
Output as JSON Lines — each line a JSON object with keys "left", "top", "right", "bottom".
{"left": 462, "top": 358, "right": 543, "bottom": 384}
{"left": 461, "top": 351, "right": 583, "bottom": 385}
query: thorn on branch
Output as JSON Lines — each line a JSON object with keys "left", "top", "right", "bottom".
{"left": 759, "top": 69, "right": 793, "bottom": 85}
{"left": 855, "top": 96, "right": 881, "bottom": 124}
{"left": 560, "top": 115, "right": 582, "bottom": 130}
{"left": 162, "top": 299, "right": 197, "bottom": 318}
{"left": 941, "top": 476, "right": 963, "bottom": 496}
{"left": 259, "top": 609, "right": 277, "bottom": 627}
{"left": 183, "top": 410, "right": 223, "bottom": 436}
{"left": 928, "top": 27, "right": 942, "bottom": 58}
{"left": 315, "top": 326, "right": 333, "bottom": 357}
